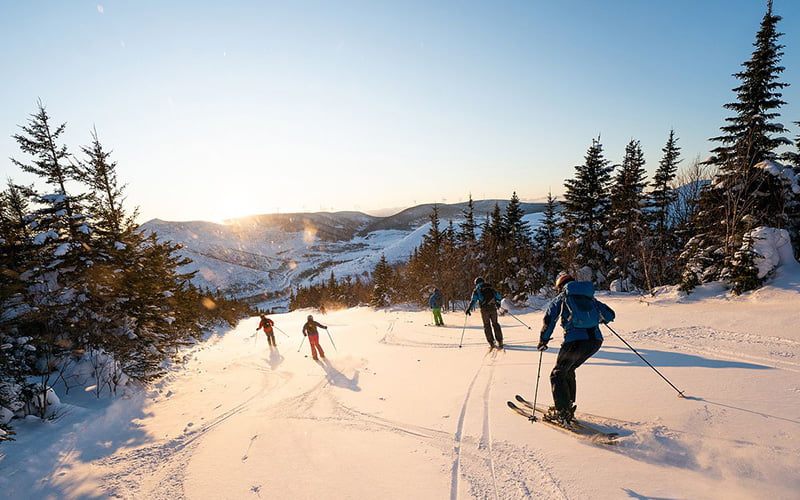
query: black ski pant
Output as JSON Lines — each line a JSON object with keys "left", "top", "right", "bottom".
{"left": 550, "top": 337, "right": 602, "bottom": 412}
{"left": 479, "top": 307, "right": 503, "bottom": 346}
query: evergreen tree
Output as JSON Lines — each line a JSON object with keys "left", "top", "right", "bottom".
{"left": 10, "top": 100, "right": 86, "bottom": 240}
{"left": 606, "top": 139, "right": 649, "bottom": 291}
{"left": 371, "top": 254, "right": 393, "bottom": 307}
{"left": 458, "top": 195, "right": 477, "bottom": 243}
{"left": 500, "top": 192, "right": 534, "bottom": 297}
{"left": 532, "top": 190, "right": 562, "bottom": 288}
{"left": 560, "top": 137, "right": 615, "bottom": 284}
{"left": 476, "top": 203, "right": 504, "bottom": 287}
{"left": 9, "top": 102, "right": 95, "bottom": 412}
{"left": 0, "top": 181, "right": 34, "bottom": 304}
{"left": 682, "top": 2, "right": 792, "bottom": 292}
{"left": 502, "top": 192, "right": 531, "bottom": 247}
{"left": 647, "top": 130, "right": 682, "bottom": 287}
{"left": 413, "top": 204, "right": 444, "bottom": 291}
{"left": 455, "top": 195, "right": 480, "bottom": 304}
{"left": 78, "top": 127, "right": 134, "bottom": 237}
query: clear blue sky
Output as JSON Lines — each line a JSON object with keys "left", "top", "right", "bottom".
{"left": 2, "top": 0, "right": 799, "bottom": 222}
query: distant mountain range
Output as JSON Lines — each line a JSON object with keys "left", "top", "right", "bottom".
{"left": 141, "top": 200, "right": 546, "bottom": 309}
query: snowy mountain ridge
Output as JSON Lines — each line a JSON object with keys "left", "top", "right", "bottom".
{"left": 140, "top": 200, "right": 546, "bottom": 306}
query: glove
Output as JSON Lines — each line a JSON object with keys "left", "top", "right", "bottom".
{"left": 537, "top": 341, "right": 549, "bottom": 351}
{"left": 465, "top": 309, "right": 471, "bottom": 316}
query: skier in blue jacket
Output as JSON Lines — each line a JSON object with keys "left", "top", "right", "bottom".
{"left": 538, "top": 273, "right": 615, "bottom": 425}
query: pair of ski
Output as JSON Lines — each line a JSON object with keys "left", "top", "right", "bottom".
{"left": 508, "top": 395, "right": 618, "bottom": 445}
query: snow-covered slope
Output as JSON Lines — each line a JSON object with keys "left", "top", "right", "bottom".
{"left": 140, "top": 201, "right": 546, "bottom": 306}
{"left": 1, "top": 265, "right": 799, "bottom": 499}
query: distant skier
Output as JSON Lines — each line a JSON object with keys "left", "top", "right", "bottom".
{"left": 257, "top": 314, "right": 277, "bottom": 347}
{"left": 429, "top": 287, "right": 445, "bottom": 326}
{"left": 538, "top": 273, "right": 615, "bottom": 425}
{"left": 302, "top": 314, "right": 328, "bottom": 360}
{"left": 465, "top": 277, "right": 504, "bottom": 349}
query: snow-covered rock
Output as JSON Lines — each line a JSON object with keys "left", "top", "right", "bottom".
{"left": 748, "top": 226, "right": 796, "bottom": 278}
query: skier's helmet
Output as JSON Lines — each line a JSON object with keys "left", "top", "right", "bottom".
{"left": 555, "top": 273, "right": 574, "bottom": 291}
{"left": 307, "top": 314, "right": 314, "bottom": 321}
{"left": 474, "top": 277, "right": 484, "bottom": 285}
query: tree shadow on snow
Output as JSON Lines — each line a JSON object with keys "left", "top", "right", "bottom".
{"left": 2, "top": 400, "right": 156, "bottom": 500}
{"left": 591, "top": 345, "right": 772, "bottom": 370}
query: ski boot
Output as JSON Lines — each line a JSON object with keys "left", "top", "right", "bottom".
{"left": 543, "top": 406, "right": 574, "bottom": 429}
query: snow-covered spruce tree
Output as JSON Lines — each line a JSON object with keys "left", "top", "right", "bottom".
{"left": 0, "top": 181, "right": 39, "bottom": 432}
{"left": 107, "top": 232, "right": 202, "bottom": 380}
{"left": 647, "top": 130, "right": 682, "bottom": 287}
{"left": 681, "top": 1, "right": 792, "bottom": 293}
{"left": 560, "top": 137, "right": 615, "bottom": 285}
{"left": 9, "top": 101, "right": 96, "bottom": 416}
{"left": 606, "top": 139, "right": 649, "bottom": 291}
{"left": 532, "top": 190, "right": 562, "bottom": 289}
{"left": 779, "top": 121, "right": 800, "bottom": 258}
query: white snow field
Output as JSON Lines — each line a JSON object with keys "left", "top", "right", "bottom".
{"left": 1, "top": 272, "right": 799, "bottom": 499}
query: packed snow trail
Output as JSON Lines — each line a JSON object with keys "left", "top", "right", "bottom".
{"left": 2, "top": 294, "right": 800, "bottom": 499}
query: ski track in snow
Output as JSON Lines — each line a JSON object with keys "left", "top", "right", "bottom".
{"left": 10, "top": 309, "right": 799, "bottom": 499}
{"left": 450, "top": 347, "right": 568, "bottom": 500}
{"left": 99, "top": 393, "right": 261, "bottom": 499}
{"left": 102, "top": 315, "right": 584, "bottom": 500}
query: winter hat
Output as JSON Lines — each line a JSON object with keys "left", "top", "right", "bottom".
{"left": 555, "top": 273, "right": 573, "bottom": 290}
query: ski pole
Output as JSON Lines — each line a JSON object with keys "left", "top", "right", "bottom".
{"left": 254, "top": 330, "right": 259, "bottom": 348}
{"left": 297, "top": 335, "right": 306, "bottom": 353}
{"left": 603, "top": 324, "right": 686, "bottom": 398}
{"left": 529, "top": 349, "right": 544, "bottom": 422}
{"left": 274, "top": 325, "right": 290, "bottom": 338}
{"left": 458, "top": 314, "right": 468, "bottom": 348}
{"left": 507, "top": 311, "right": 531, "bottom": 329}
{"left": 325, "top": 328, "right": 338, "bottom": 352}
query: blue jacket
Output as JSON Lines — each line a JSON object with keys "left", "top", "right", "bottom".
{"left": 467, "top": 283, "right": 502, "bottom": 311}
{"left": 429, "top": 289, "right": 443, "bottom": 309}
{"left": 540, "top": 283, "right": 615, "bottom": 344}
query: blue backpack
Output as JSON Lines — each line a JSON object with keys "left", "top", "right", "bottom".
{"left": 562, "top": 281, "right": 600, "bottom": 329}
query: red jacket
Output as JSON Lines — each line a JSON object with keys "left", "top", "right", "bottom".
{"left": 257, "top": 317, "right": 274, "bottom": 332}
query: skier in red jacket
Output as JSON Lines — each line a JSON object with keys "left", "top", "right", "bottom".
{"left": 257, "top": 314, "right": 277, "bottom": 347}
